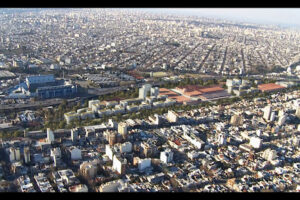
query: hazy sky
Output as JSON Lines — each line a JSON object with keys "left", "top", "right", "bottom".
{"left": 142, "top": 8, "right": 300, "bottom": 27}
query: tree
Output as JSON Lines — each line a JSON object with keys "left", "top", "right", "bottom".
{"left": 58, "top": 120, "right": 66, "bottom": 129}
{"left": 83, "top": 99, "right": 88, "bottom": 107}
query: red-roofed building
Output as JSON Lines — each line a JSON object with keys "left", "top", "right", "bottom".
{"left": 175, "top": 85, "right": 201, "bottom": 93}
{"left": 159, "top": 88, "right": 178, "bottom": 97}
{"left": 258, "top": 83, "right": 286, "bottom": 92}
{"left": 174, "top": 139, "right": 181, "bottom": 146}
{"left": 198, "top": 86, "right": 224, "bottom": 94}
{"left": 169, "top": 95, "right": 191, "bottom": 103}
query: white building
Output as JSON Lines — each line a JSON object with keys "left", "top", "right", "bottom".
{"left": 118, "top": 122, "right": 128, "bottom": 136}
{"left": 218, "top": 133, "right": 226, "bottom": 146}
{"left": 226, "top": 79, "right": 233, "bottom": 87}
{"left": 9, "top": 147, "right": 15, "bottom": 162}
{"left": 15, "top": 148, "right": 21, "bottom": 161}
{"left": 69, "top": 147, "right": 82, "bottom": 160}
{"left": 270, "top": 112, "right": 276, "bottom": 122}
{"left": 71, "top": 128, "right": 79, "bottom": 142}
{"left": 139, "top": 84, "right": 152, "bottom": 99}
{"left": 293, "top": 136, "right": 300, "bottom": 147}
{"left": 278, "top": 115, "right": 287, "bottom": 126}
{"left": 262, "top": 149, "right": 277, "bottom": 161}
{"left": 8, "top": 147, "right": 21, "bottom": 162}
{"left": 167, "top": 110, "right": 178, "bottom": 123}
{"left": 160, "top": 149, "right": 173, "bottom": 164}
{"left": 183, "top": 132, "right": 205, "bottom": 149}
{"left": 105, "top": 144, "right": 114, "bottom": 160}
{"left": 65, "top": 57, "right": 71, "bottom": 65}
{"left": 149, "top": 114, "right": 161, "bottom": 125}
{"left": 80, "top": 110, "right": 95, "bottom": 120}
{"left": 91, "top": 103, "right": 103, "bottom": 112}
{"left": 24, "top": 146, "right": 30, "bottom": 164}
{"left": 47, "top": 128, "right": 55, "bottom": 143}
{"left": 50, "top": 147, "right": 61, "bottom": 159}
{"left": 138, "top": 158, "right": 151, "bottom": 171}
{"left": 226, "top": 79, "right": 241, "bottom": 87}
{"left": 187, "top": 151, "right": 200, "bottom": 160}
{"left": 293, "top": 99, "right": 300, "bottom": 109}
{"left": 150, "top": 87, "right": 159, "bottom": 98}
{"left": 112, "top": 155, "right": 127, "bottom": 174}
{"left": 99, "top": 179, "right": 124, "bottom": 192}
{"left": 120, "top": 142, "right": 132, "bottom": 153}
{"left": 80, "top": 162, "right": 98, "bottom": 178}
{"left": 64, "top": 111, "right": 80, "bottom": 124}
{"left": 250, "top": 137, "right": 262, "bottom": 149}
{"left": 88, "top": 100, "right": 100, "bottom": 109}
{"left": 278, "top": 110, "right": 285, "bottom": 117}
{"left": 295, "top": 107, "right": 300, "bottom": 118}
{"left": 263, "top": 106, "right": 272, "bottom": 121}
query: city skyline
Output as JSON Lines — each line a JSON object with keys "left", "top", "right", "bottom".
{"left": 140, "top": 8, "right": 300, "bottom": 28}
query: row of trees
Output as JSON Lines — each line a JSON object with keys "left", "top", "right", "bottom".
{"left": 43, "top": 99, "right": 76, "bottom": 130}
{"left": 98, "top": 87, "right": 139, "bottom": 101}
{"left": 0, "top": 129, "right": 23, "bottom": 139}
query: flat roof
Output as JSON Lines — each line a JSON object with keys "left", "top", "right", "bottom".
{"left": 176, "top": 85, "right": 201, "bottom": 92}
{"left": 183, "top": 90, "right": 203, "bottom": 97}
{"left": 175, "top": 85, "right": 224, "bottom": 95}
{"left": 199, "top": 90, "right": 231, "bottom": 100}
{"left": 258, "top": 83, "right": 286, "bottom": 91}
{"left": 199, "top": 86, "right": 224, "bottom": 93}
{"left": 168, "top": 95, "right": 191, "bottom": 103}
{"left": 26, "top": 75, "right": 55, "bottom": 83}
{"left": 0, "top": 70, "right": 16, "bottom": 78}
{"left": 159, "top": 88, "right": 178, "bottom": 97}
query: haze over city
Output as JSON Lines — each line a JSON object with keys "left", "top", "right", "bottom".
{"left": 139, "top": 8, "right": 300, "bottom": 28}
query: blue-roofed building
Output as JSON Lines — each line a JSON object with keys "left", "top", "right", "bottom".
{"left": 9, "top": 74, "right": 78, "bottom": 99}
{"left": 26, "top": 75, "right": 55, "bottom": 89}
{"left": 36, "top": 84, "right": 77, "bottom": 99}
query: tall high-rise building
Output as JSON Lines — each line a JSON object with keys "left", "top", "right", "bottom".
{"left": 47, "top": 128, "right": 55, "bottom": 143}
{"left": 278, "top": 110, "right": 285, "bottom": 117}
{"left": 112, "top": 155, "right": 127, "bottom": 175}
{"left": 296, "top": 107, "right": 300, "bottom": 118}
{"left": 263, "top": 106, "right": 272, "bottom": 121}
{"left": 15, "top": 148, "right": 21, "bottom": 161}
{"left": 118, "top": 122, "right": 128, "bottom": 139}
{"left": 270, "top": 112, "right": 276, "bottom": 122}
{"left": 160, "top": 149, "right": 174, "bottom": 164}
{"left": 227, "top": 86, "right": 233, "bottom": 94}
{"left": 109, "top": 132, "right": 117, "bottom": 146}
{"left": 9, "top": 147, "right": 15, "bottom": 162}
{"left": 218, "top": 133, "right": 226, "bottom": 146}
{"left": 278, "top": 115, "right": 287, "bottom": 126}
{"left": 150, "top": 87, "right": 159, "bottom": 98}
{"left": 24, "top": 146, "right": 30, "bottom": 164}
{"left": 139, "top": 84, "right": 152, "bottom": 99}
{"left": 71, "top": 128, "right": 79, "bottom": 142}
